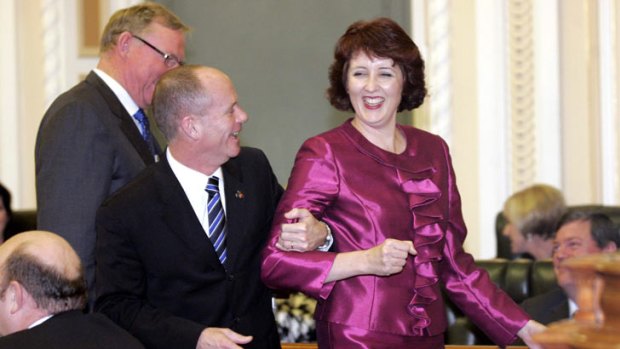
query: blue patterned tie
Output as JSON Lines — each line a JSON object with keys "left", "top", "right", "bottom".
{"left": 205, "top": 176, "right": 228, "bottom": 264}
{"left": 133, "top": 109, "right": 157, "bottom": 156}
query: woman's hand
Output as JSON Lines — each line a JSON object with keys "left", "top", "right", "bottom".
{"left": 365, "top": 238, "right": 417, "bottom": 276}
{"left": 325, "top": 238, "right": 417, "bottom": 283}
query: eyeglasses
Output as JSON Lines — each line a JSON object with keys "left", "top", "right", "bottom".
{"left": 132, "top": 34, "right": 184, "bottom": 68}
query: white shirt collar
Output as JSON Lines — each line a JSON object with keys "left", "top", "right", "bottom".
{"left": 93, "top": 68, "right": 140, "bottom": 116}
{"left": 93, "top": 69, "right": 159, "bottom": 162}
{"left": 166, "top": 148, "right": 226, "bottom": 221}
{"left": 568, "top": 298, "right": 578, "bottom": 318}
{"left": 28, "top": 314, "right": 54, "bottom": 329}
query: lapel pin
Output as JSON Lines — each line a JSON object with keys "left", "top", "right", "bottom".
{"left": 235, "top": 190, "right": 244, "bottom": 199}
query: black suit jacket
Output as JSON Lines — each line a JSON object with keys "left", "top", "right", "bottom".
{"left": 520, "top": 287, "right": 570, "bottom": 325}
{"left": 0, "top": 310, "right": 144, "bottom": 349}
{"left": 36, "top": 71, "right": 160, "bottom": 302}
{"left": 95, "top": 148, "right": 283, "bottom": 349}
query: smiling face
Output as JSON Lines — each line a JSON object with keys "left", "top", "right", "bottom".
{"left": 125, "top": 22, "right": 186, "bottom": 108}
{"left": 552, "top": 220, "right": 603, "bottom": 292}
{"left": 194, "top": 69, "right": 248, "bottom": 167}
{"left": 346, "top": 51, "right": 404, "bottom": 130}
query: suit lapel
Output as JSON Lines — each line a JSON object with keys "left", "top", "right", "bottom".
{"left": 85, "top": 71, "right": 159, "bottom": 164}
{"left": 156, "top": 159, "right": 223, "bottom": 268}
{"left": 222, "top": 159, "right": 247, "bottom": 270}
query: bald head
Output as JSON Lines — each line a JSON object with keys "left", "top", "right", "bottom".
{"left": 196, "top": 66, "right": 231, "bottom": 87}
{"left": 0, "top": 231, "right": 86, "bottom": 335}
{"left": 0, "top": 231, "right": 82, "bottom": 281}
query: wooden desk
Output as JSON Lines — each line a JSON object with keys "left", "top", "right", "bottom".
{"left": 282, "top": 344, "right": 528, "bottom": 349}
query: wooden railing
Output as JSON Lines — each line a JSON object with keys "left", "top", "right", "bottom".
{"left": 281, "top": 344, "right": 529, "bottom": 349}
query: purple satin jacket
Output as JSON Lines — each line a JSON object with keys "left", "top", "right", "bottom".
{"left": 261, "top": 119, "right": 529, "bottom": 345}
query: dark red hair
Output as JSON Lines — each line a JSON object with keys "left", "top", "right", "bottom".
{"left": 327, "top": 17, "right": 426, "bottom": 112}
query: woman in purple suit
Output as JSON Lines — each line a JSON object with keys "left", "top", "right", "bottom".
{"left": 261, "top": 17, "right": 544, "bottom": 349}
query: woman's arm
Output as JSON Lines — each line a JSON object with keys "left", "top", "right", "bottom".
{"left": 325, "top": 239, "right": 416, "bottom": 282}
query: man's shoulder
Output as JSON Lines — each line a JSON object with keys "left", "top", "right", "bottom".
{"left": 521, "top": 287, "right": 567, "bottom": 307}
{"left": 101, "top": 161, "right": 166, "bottom": 207}
{"left": 40, "top": 72, "right": 120, "bottom": 128}
{"left": 520, "top": 287, "right": 569, "bottom": 324}
{"left": 50, "top": 311, "right": 145, "bottom": 347}
{"left": 0, "top": 311, "right": 144, "bottom": 349}
{"left": 47, "top": 73, "right": 106, "bottom": 109}
{"left": 237, "top": 146, "right": 268, "bottom": 160}
{"left": 230, "top": 146, "right": 273, "bottom": 169}
{"left": 226, "top": 147, "right": 281, "bottom": 191}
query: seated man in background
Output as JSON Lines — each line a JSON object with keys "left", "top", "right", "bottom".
{"left": 521, "top": 211, "right": 620, "bottom": 324}
{"left": 0, "top": 231, "right": 144, "bottom": 349}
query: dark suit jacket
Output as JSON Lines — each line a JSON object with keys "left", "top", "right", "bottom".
{"left": 95, "top": 148, "right": 283, "bottom": 349}
{"left": 0, "top": 310, "right": 144, "bottom": 349}
{"left": 520, "top": 287, "right": 570, "bottom": 325}
{"left": 35, "top": 71, "right": 160, "bottom": 303}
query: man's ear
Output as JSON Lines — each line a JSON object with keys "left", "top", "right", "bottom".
{"left": 116, "top": 31, "right": 133, "bottom": 56}
{"left": 180, "top": 115, "right": 199, "bottom": 140}
{"left": 6, "top": 281, "right": 26, "bottom": 314}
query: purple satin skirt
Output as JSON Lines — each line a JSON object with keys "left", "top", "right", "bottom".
{"left": 316, "top": 320, "right": 445, "bottom": 349}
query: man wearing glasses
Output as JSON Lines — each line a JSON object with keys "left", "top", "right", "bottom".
{"left": 35, "top": 3, "right": 189, "bottom": 310}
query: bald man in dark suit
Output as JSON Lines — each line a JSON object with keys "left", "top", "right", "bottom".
{"left": 0, "top": 231, "right": 143, "bottom": 349}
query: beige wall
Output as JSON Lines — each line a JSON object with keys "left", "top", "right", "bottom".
{"left": 560, "top": 0, "right": 598, "bottom": 204}
{"left": 412, "top": 0, "right": 620, "bottom": 257}
{"left": 0, "top": 0, "right": 46, "bottom": 209}
{"left": 0, "top": 0, "right": 124, "bottom": 209}
{"left": 450, "top": 0, "right": 482, "bottom": 256}
{"left": 15, "top": 0, "right": 46, "bottom": 209}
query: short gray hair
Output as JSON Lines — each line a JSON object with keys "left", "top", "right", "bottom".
{"left": 152, "top": 65, "right": 209, "bottom": 140}
{"left": 100, "top": 2, "right": 189, "bottom": 53}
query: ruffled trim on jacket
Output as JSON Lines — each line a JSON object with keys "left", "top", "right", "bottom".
{"left": 400, "top": 171, "right": 444, "bottom": 335}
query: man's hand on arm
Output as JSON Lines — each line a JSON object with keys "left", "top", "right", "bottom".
{"left": 276, "top": 208, "right": 332, "bottom": 252}
{"left": 196, "top": 328, "right": 252, "bottom": 349}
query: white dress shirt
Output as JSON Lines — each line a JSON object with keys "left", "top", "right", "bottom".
{"left": 166, "top": 148, "right": 226, "bottom": 234}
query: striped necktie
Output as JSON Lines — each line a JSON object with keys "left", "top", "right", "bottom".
{"left": 133, "top": 109, "right": 157, "bottom": 156}
{"left": 205, "top": 176, "right": 228, "bottom": 265}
